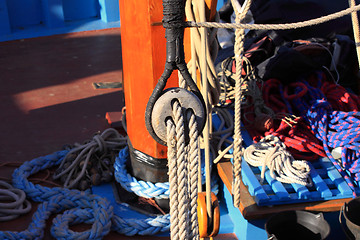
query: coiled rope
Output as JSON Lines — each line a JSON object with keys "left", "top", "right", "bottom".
{"left": 260, "top": 78, "right": 327, "bottom": 161}
{"left": 307, "top": 99, "right": 360, "bottom": 197}
{"left": 0, "top": 181, "right": 31, "bottom": 221}
{"left": 181, "top": 0, "right": 221, "bottom": 106}
{"left": 114, "top": 146, "right": 218, "bottom": 200}
{"left": 0, "top": 147, "right": 172, "bottom": 239}
{"left": 244, "top": 135, "right": 311, "bottom": 186}
{"left": 53, "top": 128, "right": 127, "bottom": 189}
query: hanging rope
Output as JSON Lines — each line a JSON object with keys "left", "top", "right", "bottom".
{"left": 187, "top": 109, "right": 200, "bottom": 240}
{"left": 244, "top": 135, "right": 311, "bottom": 185}
{"left": 181, "top": 0, "right": 221, "bottom": 106}
{"left": 0, "top": 181, "right": 31, "bottom": 221}
{"left": 231, "top": 0, "right": 252, "bottom": 208}
{"left": 166, "top": 99, "right": 200, "bottom": 240}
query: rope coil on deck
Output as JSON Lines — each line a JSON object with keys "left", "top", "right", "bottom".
{"left": 0, "top": 181, "right": 31, "bottom": 221}
{"left": 0, "top": 148, "right": 171, "bottom": 239}
{"left": 114, "top": 147, "right": 218, "bottom": 200}
{"left": 307, "top": 99, "right": 360, "bottom": 196}
{"left": 244, "top": 135, "right": 311, "bottom": 186}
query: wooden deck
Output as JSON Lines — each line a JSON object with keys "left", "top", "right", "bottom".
{"left": 0, "top": 29, "right": 237, "bottom": 239}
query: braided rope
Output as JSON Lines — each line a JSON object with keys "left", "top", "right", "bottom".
{"left": 114, "top": 146, "right": 218, "bottom": 199}
{"left": 0, "top": 149, "right": 171, "bottom": 239}
{"left": 3, "top": 151, "right": 113, "bottom": 240}
{"left": 244, "top": 135, "right": 311, "bottom": 186}
{"left": 173, "top": 100, "right": 190, "bottom": 240}
{"left": 187, "top": 111, "right": 199, "bottom": 240}
{"left": 114, "top": 149, "right": 170, "bottom": 199}
{"left": 167, "top": 118, "right": 180, "bottom": 240}
{"left": 187, "top": 4, "right": 360, "bottom": 30}
{"left": 231, "top": 0, "right": 252, "bottom": 208}
{"left": 307, "top": 100, "right": 360, "bottom": 197}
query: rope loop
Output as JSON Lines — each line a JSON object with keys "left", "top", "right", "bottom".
{"left": 0, "top": 146, "right": 171, "bottom": 239}
{"left": 307, "top": 99, "right": 360, "bottom": 196}
{"left": 0, "top": 181, "right": 32, "bottom": 221}
{"left": 244, "top": 135, "right": 311, "bottom": 186}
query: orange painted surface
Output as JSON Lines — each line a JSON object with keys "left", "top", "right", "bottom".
{"left": 121, "top": 0, "right": 217, "bottom": 158}
{"left": 120, "top": 0, "right": 178, "bottom": 158}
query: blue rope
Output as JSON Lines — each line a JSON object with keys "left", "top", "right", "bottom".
{"left": 114, "top": 147, "right": 219, "bottom": 199}
{"left": 0, "top": 149, "right": 171, "bottom": 239}
{"left": 307, "top": 99, "right": 360, "bottom": 196}
{"left": 114, "top": 148, "right": 170, "bottom": 199}
{"left": 279, "top": 72, "right": 360, "bottom": 196}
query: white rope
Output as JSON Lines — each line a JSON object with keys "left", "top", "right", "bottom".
{"left": 173, "top": 100, "right": 190, "bottom": 240}
{"left": 166, "top": 100, "right": 200, "bottom": 240}
{"left": 230, "top": 0, "right": 252, "bottom": 208}
{"left": 244, "top": 135, "right": 311, "bottom": 186}
{"left": 187, "top": 111, "right": 200, "bottom": 240}
{"left": 166, "top": 118, "right": 180, "bottom": 240}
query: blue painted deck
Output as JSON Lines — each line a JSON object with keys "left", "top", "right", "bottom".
{"left": 213, "top": 112, "right": 360, "bottom": 207}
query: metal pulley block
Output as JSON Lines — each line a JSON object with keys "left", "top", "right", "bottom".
{"left": 151, "top": 87, "right": 206, "bottom": 146}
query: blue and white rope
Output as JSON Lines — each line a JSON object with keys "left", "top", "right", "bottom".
{"left": 0, "top": 149, "right": 171, "bottom": 239}
{"left": 114, "top": 147, "right": 219, "bottom": 199}
{"left": 307, "top": 99, "right": 360, "bottom": 197}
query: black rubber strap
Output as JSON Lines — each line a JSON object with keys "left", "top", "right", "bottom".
{"left": 145, "top": 0, "right": 206, "bottom": 145}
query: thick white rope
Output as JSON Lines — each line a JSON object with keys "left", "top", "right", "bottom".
{"left": 166, "top": 118, "right": 180, "bottom": 240}
{"left": 187, "top": 111, "right": 200, "bottom": 240}
{"left": 167, "top": 100, "right": 200, "bottom": 240}
{"left": 244, "top": 135, "right": 311, "bottom": 186}
{"left": 172, "top": 100, "right": 190, "bottom": 240}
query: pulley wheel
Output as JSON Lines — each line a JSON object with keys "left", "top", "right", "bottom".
{"left": 151, "top": 88, "right": 206, "bottom": 146}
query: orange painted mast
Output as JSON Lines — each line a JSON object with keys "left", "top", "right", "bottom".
{"left": 119, "top": 0, "right": 179, "bottom": 181}
{"left": 120, "top": 0, "right": 217, "bottom": 183}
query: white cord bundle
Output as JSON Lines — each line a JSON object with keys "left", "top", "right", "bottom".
{"left": 244, "top": 135, "right": 311, "bottom": 186}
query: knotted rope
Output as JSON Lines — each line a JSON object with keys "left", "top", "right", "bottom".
{"left": 166, "top": 100, "right": 200, "bottom": 240}
{"left": 231, "top": 0, "right": 252, "bottom": 208}
{"left": 307, "top": 99, "right": 360, "bottom": 197}
{"left": 0, "top": 181, "right": 31, "bottom": 221}
{"left": 244, "top": 135, "right": 311, "bottom": 186}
